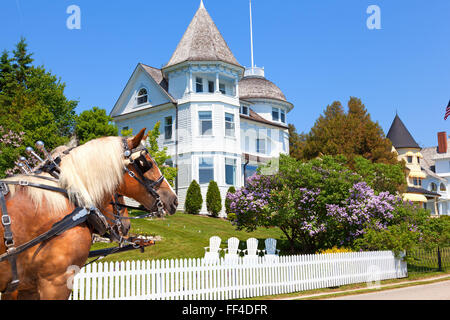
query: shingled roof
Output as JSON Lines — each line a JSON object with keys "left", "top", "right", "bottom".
{"left": 164, "top": 1, "right": 242, "bottom": 69}
{"left": 239, "top": 76, "right": 288, "bottom": 103}
{"left": 386, "top": 115, "right": 420, "bottom": 149}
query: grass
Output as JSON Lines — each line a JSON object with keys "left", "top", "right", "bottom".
{"left": 90, "top": 211, "right": 285, "bottom": 262}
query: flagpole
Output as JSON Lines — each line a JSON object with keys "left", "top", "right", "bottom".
{"left": 249, "top": 0, "right": 254, "bottom": 69}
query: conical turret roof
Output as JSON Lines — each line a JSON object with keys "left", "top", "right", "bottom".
{"left": 164, "top": 1, "right": 242, "bottom": 69}
{"left": 386, "top": 114, "right": 420, "bottom": 149}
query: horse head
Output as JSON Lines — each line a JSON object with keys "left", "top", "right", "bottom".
{"left": 118, "top": 128, "right": 178, "bottom": 218}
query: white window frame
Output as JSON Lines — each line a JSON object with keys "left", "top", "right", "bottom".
{"left": 164, "top": 116, "right": 173, "bottom": 141}
{"left": 272, "top": 107, "right": 280, "bottom": 122}
{"left": 225, "top": 158, "right": 237, "bottom": 186}
{"left": 199, "top": 157, "right": 214, "bottom": 185}
{"left": 241, "top": 105, "right": 249, "bottom": 116}
{"left": 137, "top": 87, "right": 148, "bottom": 106}
{"left": 196, "top": 77, "right": 204, "bottom": 93}
{"left": 198, "top": 110, "right": 213, "bottom": 136}
{"left": 224, "top": 112, "right": 235, "bottom": 137}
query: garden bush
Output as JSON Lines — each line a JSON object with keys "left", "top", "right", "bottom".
{"left": 185, "top": 180, "right": 202, "bottom": 215}
{"left": 206, "top": 180, "right": 222, "bottom": 217}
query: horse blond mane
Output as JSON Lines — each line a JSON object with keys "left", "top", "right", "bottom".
{"left": 6, "top": 136, "right": 126, "bottom": 215}
{"left": 58, "top": 136, "right": 125, "bottom": 208}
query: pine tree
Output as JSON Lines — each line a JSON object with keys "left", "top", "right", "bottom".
{"left": 185, "top": 180, "right": 202, "bottom": 215}
{"left": 302, "top": 97, "right": 398, "bottom": 165}
{"left": 206, "top": 180, "right": 222, "bottom": 217}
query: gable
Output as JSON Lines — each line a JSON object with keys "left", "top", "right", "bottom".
{"left": 111, "top": 64, "right": 174, "bottom": 117}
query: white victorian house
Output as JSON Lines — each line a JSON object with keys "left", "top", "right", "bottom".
{"left": 110, "top": 2, "right": 293, "bottom": 215}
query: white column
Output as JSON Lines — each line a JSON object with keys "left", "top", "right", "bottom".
{"left": 235, "top": 76, "right": 239, "bottom": 98}
{"left": 215, "top": 72, "right": 220, "bottom": 94}
{"left": 189, "top": 71, "right": 193, "bottom": 93}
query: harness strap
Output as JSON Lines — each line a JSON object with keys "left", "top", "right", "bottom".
{"left": 0, "top": 180, "right": 68, "bottom": 196}
{"left": 0, "top": 184, "right": 19, "bottom": 293}
{"left": 0, "top": 207, "right": 91, "bottom": 264}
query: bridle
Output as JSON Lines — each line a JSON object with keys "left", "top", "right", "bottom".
{"left": 120, "top": 138, "right": 166, "bottom": 217}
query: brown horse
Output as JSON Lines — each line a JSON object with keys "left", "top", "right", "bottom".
{"left": 0, "top": 129, "right": 178, "bottom": 300}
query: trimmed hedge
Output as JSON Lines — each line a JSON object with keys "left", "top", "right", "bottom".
{"left": 206, "top": 180, "right": 222, "bottom": 217}
{"left": 185, "top": 180, "right": 202, "bottom": 215}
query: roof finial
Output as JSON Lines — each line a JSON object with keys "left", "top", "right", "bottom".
{"left": 200, "top": 0, "right": 205, "bottom": 9}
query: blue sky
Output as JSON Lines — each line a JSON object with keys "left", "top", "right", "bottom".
{"left": 1, "top": 0, "right": 449, "bottom": 147}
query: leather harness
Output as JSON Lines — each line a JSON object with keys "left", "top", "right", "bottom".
{"left": 0, "top": 138, "right": 165, "bottom": 293}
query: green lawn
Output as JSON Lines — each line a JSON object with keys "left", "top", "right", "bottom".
{"left": 90, "top": 211, "right": 286, "bottom": 262}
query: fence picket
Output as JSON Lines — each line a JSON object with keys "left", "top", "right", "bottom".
{"left": 70, "top": 250, "right": 407, "bottom": 300}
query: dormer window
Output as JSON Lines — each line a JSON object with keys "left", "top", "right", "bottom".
{"left": 272, "top": 107, "right": 279, "bottom": 122}
{"left": 219, "top": 83, "right": 226, "bottom": 95}
{"left": 430, "top": 183, "right": 437, "bottom": 192}
{"left": 137, "top": 88, "right": 148, "bottom": 105}
{"left": 407, "top": 156, "right": 413, "bottom": 163}
{"left": 280, "top": 109, "right": 286, "bottom": 123}
{"left": 440, "top": 183, "right": 446, "bottom": 192}
{"left": 241, "top": 105, "right": 249, "bottom": 116}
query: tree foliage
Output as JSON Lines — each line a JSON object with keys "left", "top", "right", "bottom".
{"left": 145, "top": 122, "right": 177, "bottom": 187}
{"left": 0, "top": 38, "right": 77, "bottom": 176}
{"left": 75, "top": 107, "right": 118, "bottom": 144}
{"left": 227, "top": 154, "right": 427, "bottom": 254}
{"left": 294, "top": 97, "right": 399, "bottom": 165}
{"left": 206, "top": 180, "right": 222, "bottom": 217}
{"left": 185, "top": 180, "right": 203, "bottom": 215}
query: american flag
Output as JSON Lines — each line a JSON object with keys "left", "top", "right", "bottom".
{"left": 445, "top": 100, "right": 450, "bottom": 120}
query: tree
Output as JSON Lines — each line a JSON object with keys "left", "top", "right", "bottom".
{"left": 302, "top": 97, "right": 399, "bottom": 165}
{"left": 206, "top": 180, "right": 222, "bottom": 217}
{"left": 185, "top": 180, "right": 203, "bottom": 215}
{"left": 228, "top": 154, "right": 409, "bottom": 253}
{"left": 352, "top": 156, "right": 406, "bottom": 194}
{"left": 145, "top": 122, "right": 177, "bottom": 187}
{"left": 75, "top": 107, "right": 118, "bottom": 144}
{"left": 288, "top": 124, "right": 307, "bottom": 161}
{"left": 0, "top": 38, "right": 77, "bottom": 176}
{"left": 227, "top": 154, "right": 363, "bottom": 253}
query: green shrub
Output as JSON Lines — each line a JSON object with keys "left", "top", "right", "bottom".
{"left": 185, "top": 180, "right": 202, "bottom": 215}
{"left": 206, "top": 180, "right": 222, "bottom": 217}
{"left": 225, "top": 186, "right": 236, "bottom": 215}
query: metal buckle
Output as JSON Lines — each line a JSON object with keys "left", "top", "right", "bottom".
{"left": 127, "top": 170, "right": 136, "bottom": 178}
{"left": 0, "top": 183, "right": 9, "bottom": 196}
{"left": 1, "top": 215, "right": 11, "bottom": 226}
{"left": 5, "top": 239, "right": 14, "bottom": 249}
{"left": 19, "top": 180, "right": 29, "bottom": 186}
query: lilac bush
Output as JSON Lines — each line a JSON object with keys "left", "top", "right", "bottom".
{"left": 0, "top": 126, "right": 27, "bottom": 177}
{"left": 326, "top": 182, "right": 402, "bottom": 246}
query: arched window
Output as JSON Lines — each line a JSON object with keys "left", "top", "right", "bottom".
{"left": 430, "top": 182, "right": 437, "bottom": 192}
{"left": 440, "top": 183, "right": 446, "bottom": 192}
{"left": 137, "top": 88, "right": 148, "bottom": 105}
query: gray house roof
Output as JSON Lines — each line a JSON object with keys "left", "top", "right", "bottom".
{"left": 164, "top": 2, "right": 242, "bottom": 69}
{"left": 420, "top": 143, "right": 448, "bottom": 182}
{"left": 140, "top": 63, "right": 176, "bottom": 103}
{"left": 239, "top": 76, "right": 289, "bottom": 104}
{"left": 386, "top": 115, "right": 420, "bottom": 149}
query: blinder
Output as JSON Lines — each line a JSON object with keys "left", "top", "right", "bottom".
{"left": 122, "top": 138, "right": 166, "bottom": 217}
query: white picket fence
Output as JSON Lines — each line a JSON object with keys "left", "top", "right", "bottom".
{"left": 69, "top": 251, "right": 407, "bottom": 300}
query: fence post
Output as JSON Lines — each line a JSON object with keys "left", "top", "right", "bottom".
{"left": 437, "top": 247, "right": 442, "bottom": 272}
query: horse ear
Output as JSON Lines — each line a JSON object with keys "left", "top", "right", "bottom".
{"left": 129, "top": 128, "right": 147, "bottom": 149}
